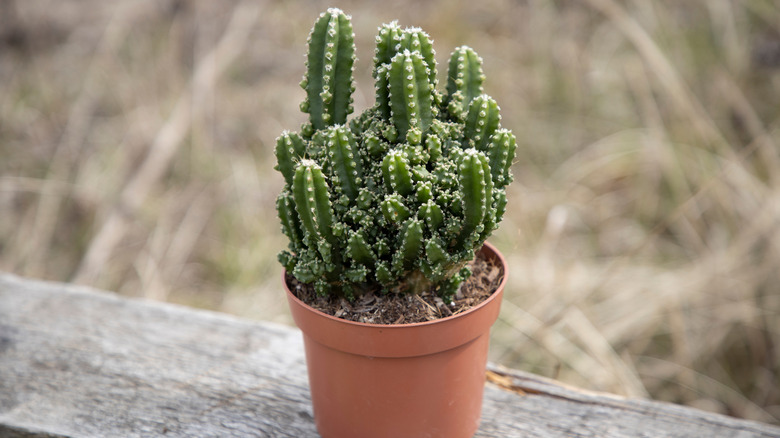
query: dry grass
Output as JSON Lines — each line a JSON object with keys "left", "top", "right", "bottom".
{"left": 1, "top": 0, "right": 779, "bottom": 424}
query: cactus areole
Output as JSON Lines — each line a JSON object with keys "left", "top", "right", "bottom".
{"left": 275, "top": 8, "right": 516, "bottom": 304}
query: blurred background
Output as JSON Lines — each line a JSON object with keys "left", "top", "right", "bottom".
{"left": 1, "top": 0, "right": 779, "bottom": 424}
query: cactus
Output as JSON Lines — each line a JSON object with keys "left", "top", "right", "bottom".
{"left": 276, "top": 10, "right": 516, "bottom": 300}
{"left": 445, "top": 46, "right": 485, "bottom": 120}
{"left": 300, "top": 9, "right": 356, "bottom": 130}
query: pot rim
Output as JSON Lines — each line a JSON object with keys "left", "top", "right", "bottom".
{"left": 282, "top": 241, "right": 507, "bottom": 330}
{"left": 284, "top": 241, "right": 507, "bottom": 357}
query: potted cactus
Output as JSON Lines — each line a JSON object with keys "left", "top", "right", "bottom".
{"left": 275, "top": 8, "right": 516, "bottom": 438}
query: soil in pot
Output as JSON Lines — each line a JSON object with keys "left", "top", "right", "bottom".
{"left": 286, "top": 249, "right": 503, "bottom": 324}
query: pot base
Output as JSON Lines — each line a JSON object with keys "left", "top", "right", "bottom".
{"left": 305, "top": 333, "right": 490, "bottom": 438}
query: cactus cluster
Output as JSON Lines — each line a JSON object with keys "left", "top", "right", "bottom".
{"left": 276, "top": 9, "right": 516, "bottom": 300}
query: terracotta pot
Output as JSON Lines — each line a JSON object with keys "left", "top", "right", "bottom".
{"left": 285, "top": 242, "right": 507, "bottom": 438}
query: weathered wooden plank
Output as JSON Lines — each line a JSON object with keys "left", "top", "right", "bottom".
{"left": 481, "top": 367, "right": 780, "bottom": 437}
{"left": 1, "top": 273, "right": 778, "bottom": 438}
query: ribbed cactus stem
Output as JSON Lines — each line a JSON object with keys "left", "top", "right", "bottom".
{"left": 324, "top": 125, "right": 363, "bottom": 201}
{"left": 373, "top": 21, "right": 403, "bottom": 77}
{"left": 418, "top": 199, "right": 443, "bottom": 231}
{"left": 382, "top": 149, "right": 414, "bottom": 196}
{"left": 388, "top": 50, "right": 433, "bottom": 141}
{"left": 394, "top": 218, "right": 423, "bottom": 271}
{"left": 374, "top": 64, "right": 392, "bottom": 119}
{"left": 446, "top": 46, "right": 485, "bottom": 119}
{"left": 425, "top": 134, "right": 442, "bottom": 162}
{"left": 415, "top": 180, "right": 433, "bottom": 202}
{"left": 302, "top": 8, "right": 356, "bottom": 130}
{"left": 274, "top": 131, "right": 307, "bottom": 187}
{"left": 401, "top": 28, "right": 437, "bottom": 87}
{"left": 381, "top": 193, "right": 411, "bottom": 223}
{"left": 373, "top": 21, "right": 402, "bottom": 119}
{"left": 481, "top": 189, "right": 507, "bottom": 241}
{"left": 422, "top": 238, "right": 452, "bottom": 283}
{"left": 292, "top": 160, "right": 337, "bottom": 249}
{"left": 347, "top": 230, "right": 375, "bottom": 265}
{"left": 425, "top": 239, "right": 449, "bottom": 265}
{"left": 486, "top": 128, "right": 516, "bottom": 188}
{"left": 277, "top": 192, "right": 303, "bottom": 249}
{"left": 374, "top": 24, "right": 437, "bottom": 120}
{"left": 456, "top": 149, "right": 493, "bottom": 248}
{"left": 465, "top": 94, "right": 501, "bottom": 151}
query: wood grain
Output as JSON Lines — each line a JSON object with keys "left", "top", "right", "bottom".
{"left": 1, "top": 273, "right": 778, "bottom": 437}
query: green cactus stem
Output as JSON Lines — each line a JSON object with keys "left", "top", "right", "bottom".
{"left": 425, "top": 134, "right": 442, "bottom": 162}
{"left": 464, "top": 94, "right": 501, "bottom": 151}
{"left": 291, "top": 160, "right": 338, "bottom": 256}
{"left": 301, "top": 8, "right": 356, "bottom": 130}
{"left": 401, "top": 28, "right": 437, "bottom": 88}
{"left": 418, "top": 199, "right": 443, "bottom": 231}
{"left": 387, "top": 49, "right": 433, "bottom": 142}
{"left": 425, "top": 239, "right": 449, "bottom": 265}
{"left": 374, "top": 24, "right": 437, "bottom": 120}
{"left": 274, "top": 131, "right": 307, "bottom": 187}
{"left": 486, "top": 128, "right": 516, "bottom": 188}
{"left": 445, "top": 46, "right": 485, "bottom": 119}
{"left": 373, "top": 21, "right": 404, "bottom": 78}
{"left": 277, "top": 192, "right": 303, "bottom": 249}
{"left": 381, "top": 193, "right": 411, "bottom": 224}
{"left": 392, "top": 218, "right": 424, "bottom": 273}
{"left": 382, "top": 149, "right": 414, "bottom": 196}
{"left": 456, "top": 148, "right": 494, "bottom": 249}
{"left": 324, "top": 125, "right": 363, "bottom": 201}
{"left": 347, "top": 230, "right": 375, "bottom": 265}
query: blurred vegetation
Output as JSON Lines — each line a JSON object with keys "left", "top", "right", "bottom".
{"left": 1, "top": 0, "right": 779, "bottom": 424}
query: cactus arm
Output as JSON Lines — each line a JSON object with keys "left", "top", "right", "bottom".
{"left": 364, "top": 132, "right": 387, "bottom": 158}
{"left": 455, "top": 149, "right": 492, "bottom": 249}
{"left": 347, "top": 230, "right": 375, "bottom": 265}
{"left": 481, "top": 188, "right": 507, "bottom": 241}
{"left": 418, "top": 199, "right": 443, "bottom": 231}
{"left": 325, "top": 125, "right": 363, "bottom": 201}
{"left": 401, "top": 28, "right": 437, "bottom": 87}
{"left": 393, "top": 218, "right": 423, "bottom": 272}
{"left": 464, "top": 94, "right": 501, "bottom": 151}
{"left": 274, "top": 131, "right": 307, "bottom": 187}
{"left": 387, "top": 50, "right": 433, "bottom": 142}
{"left": 375, "top": 261, "right": 394, "bottom": 285}
{"left": 425, "top": 134, "right": 442, "bottom": 162}
{"left": 382, "top": 149, "right": 414, "bottom": 196}
{"left": 373, "top": 21, "right": 403, "bottom": 77}
{"left": 415, "top": 180, "right": 433, "bottom": 203}
{"left": 373, "top": 22, "right": 401, "bottom": 118}
{"left": 445, "top": 46, "right": 485, "bottom": 119}
{"left": 381, "top": 193, "right": 411, "bottom": 223}
{"left": 486, "top": 128, "right": 517, "bottom": 188}
{"left": 302, "top": 9, "right": 356, "bottom": 130}
{"left": 333, "top": 12, "right": 357, "bottom": 121}
{"left": 420, "top": 238, "right": 453, "bottom": 284}
{"left": 292, "top": 251, "right": 323, "bottom": 284}
{"left": 375, "top": 24, "right": 437, "bottom": 120}
{"left": 494, "top": 188, "right": 508, "bottom": 222}
{"left": 344, "top": 266, "right": 368, "bottom": 286}
{"left": 425, "top": 239, "right": 450, "bottom": 265}
{"left": 291, "top": 160, "right": 337, "bottom": 248}
{"left": 277, "top": 192, "right": 304, "bottom": 250}
{"left": 374, "top": 64, "right": 392, "bottom": 119}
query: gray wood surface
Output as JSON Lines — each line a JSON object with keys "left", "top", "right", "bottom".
{"left": 1, "top": 272, "right": 778, "bottom": 438}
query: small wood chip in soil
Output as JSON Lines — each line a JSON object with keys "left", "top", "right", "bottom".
{"left": 286, "top": 250, "right": 503, "bottom": 324}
